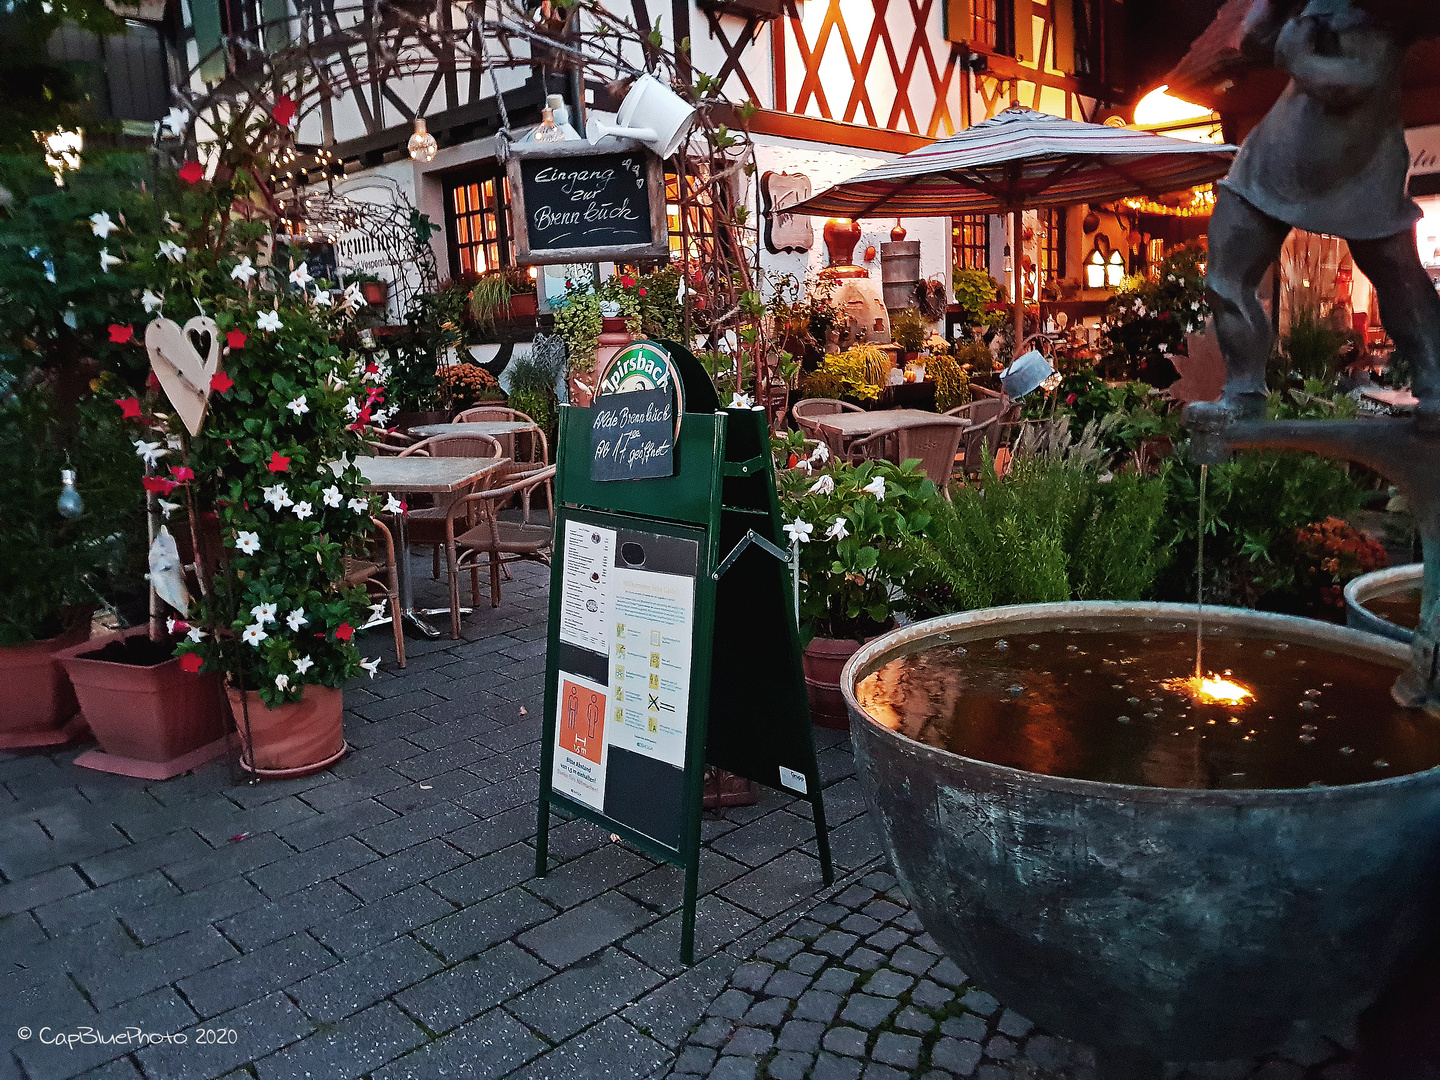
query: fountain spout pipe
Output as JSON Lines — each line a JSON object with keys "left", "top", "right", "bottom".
{"left": 1181, "top": 406, "right": 1440, "bottom": 710}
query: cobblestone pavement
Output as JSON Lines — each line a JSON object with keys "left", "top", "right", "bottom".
{"left": 1, "top": 557, "right": 1360, "bottom": 1080}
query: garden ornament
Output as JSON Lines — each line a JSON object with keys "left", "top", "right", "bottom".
{"left": 147, "top": 525, "right": 190, "bottom": 616}
{"left": 1000, "top": 349, "right": 1054, "bottom": 399}
{"left": 145, "top": 316, "right": 220, "bottom": 436}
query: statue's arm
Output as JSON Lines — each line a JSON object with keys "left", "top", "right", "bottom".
{"left": 1240, "top": 0, "right": 1301, "bottom": 62}
{"left": 1277, "top": 17, "right": 1387, "bottom": 109}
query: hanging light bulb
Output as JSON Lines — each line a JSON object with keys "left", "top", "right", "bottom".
{"left": 57, "top": 468, "right": 84, "bottom": 519}
{"left": 533, "top": 106, "right": 566, "bottom": 143}
{"left": 408, "top": 118, "right": 438, "bottom": 163}
{"left": 1003, "top": 244, "right": 1013, "bottom": 275}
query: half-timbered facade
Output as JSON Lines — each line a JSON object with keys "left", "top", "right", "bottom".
{"left": 171, "top": 0, "right": 1144, "bottom": 302}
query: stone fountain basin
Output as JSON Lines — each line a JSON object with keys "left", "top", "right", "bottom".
{"left": 1345, "top": 562, "right": 1423, "bottom": 644}
{"left": 842, "top": 602, "right": 1440, "bottom": 1062}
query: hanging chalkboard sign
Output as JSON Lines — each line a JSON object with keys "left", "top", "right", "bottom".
{"left": 506, "top": 139, "right": 669, "bottom": 265}
{"left": 590, "top": 387, "right": 676, "bottom": 482}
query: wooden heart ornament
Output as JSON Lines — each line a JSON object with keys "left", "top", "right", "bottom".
{"left": 146, "top": 316, "right": 220, "bottom": 436}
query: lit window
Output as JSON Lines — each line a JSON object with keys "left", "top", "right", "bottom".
{"left": 1107, "top": 250, "right": 1125, "bottom": 288}
{"left": 1085, "top": 244, "right": 1107, "bottom": 289}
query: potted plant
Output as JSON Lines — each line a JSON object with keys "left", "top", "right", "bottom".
{"left": 890, "top": 307, "right": 926, "bottom": 361}
{"left": 504, "top": 265, "right": 539, "bottom": 320}
{"left": 467, "top": 270, "right": 512, "bottom": 333}
{"left": 775, "top": 435, "right": 937, "bottom": 727}
{"left": 107, "top": 99, "right": 382, "bottom": 777}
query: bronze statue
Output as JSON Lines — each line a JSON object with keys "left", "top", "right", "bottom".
{"left": 1202, "top": 0, "right": 1440, "bottom": 424}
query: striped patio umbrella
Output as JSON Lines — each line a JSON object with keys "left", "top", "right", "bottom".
{"left": 792, "top": 106, "right": 1237, "bottom": 344}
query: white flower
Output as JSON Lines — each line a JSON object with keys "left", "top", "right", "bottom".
{"left": 99, "top": 248, "right": 121, "bottom": 273}
{"left": 312, "top": 287, "right": 332, "bottom": 307}
{"left": 250, "top": 602, "right": 278, "bottom": 624}
{"left": 826, "top": 517, "right": 850, "bottom": 540}
{"left": 359, "top": 657, "right": 381, "bottom": 679}
{"left": 728, "top": 392, "right": 754, "bottom": 409}
{"left": 241, "top": 623, "right": 268, "bottom": 647}
{"left": 262, "top": 484, "right": 292, "bottom": 510}
{"left": 285, "top": 394, "right": 308, "bottom": 417}
{"left": 89, "top": 211, "right": 116, "bottom": 239}
{"left": 141, "top": 289, "right": 164, "bottom": 313}
{"left": 348, "top": 497, "right": 369, "bottom": 515}
{"left": 292, "top": 501, "right": 313, "bottom": 520}
{"left": 288, "top": 263, "right": 313, "bottom": 288}
{"left": 783, "top": 517, "right": 814, "bottom": 544}
{"left": 293, "top": 655, "right": 314, "bottom": 675}
{"left": 381, "top": 493, "right": 403, "bottom": 515}
{"left": 342, "top": 397, "right": 361, "bottom": 420}
{"left": 234, "top": 530, "right": 261, "bottom": 555}
{"left": 808, "top": 475, "right": 836, "bottom": 496}
{"left": 162, "top": 211, "right": 182, "bottom": 233}
{"left": 166, "top": 617, "right": 179, "bottom": 635}
{"left": 371, "top": 408, "right": 391, "bottom": 427}
{"left": 862, "top": 476, "right": 887, "bottom": 500}
{"left": 322, "top": 485, "right": 343, "bottom": 508}
{"left": 134, "top": 439, "right": 167, "bottom": 466}
{"left": 274, "top": 673, "right": 289, "bottom": 691}
{"left": 286, "top": 608, "right": 308, "bottom": 632}
{"left": 794, "top": 456, "right": 813, "bottom": 475}
{"left": 230, "top": 256, "right": 257, "bottom": 283}
{"left": 368, "top": 602, "right": 387, "bottom": 621}
{"left": 157, "top": 240, "right": 186, "bottom": 263}
{"left": 157, "top": 499, "right": 180, "bottom": 519}
{"left": 187, "top": 626, "right": 204, "bottom": 643}
{"left": 809, "top": 441, "right": 830, "bottom": 463}
{"left": 161, "top": 106, "right": 190, "bottom": 137}
{"left": 257, "top": 309, "right": 283, "bottom": 332}
{"left": 342, "top": 282, "right": 365, "bottom": 311}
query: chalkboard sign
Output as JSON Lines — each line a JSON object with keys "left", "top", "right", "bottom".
{"left": 590, "top": 387, "right": 676, "bottom": 482}
{"left": 506, "top": 139, "right": 669, "bottom": 265}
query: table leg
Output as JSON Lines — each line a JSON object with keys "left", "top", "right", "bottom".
{"left": 393, "top": 509, "right": 445, "bottom": 640}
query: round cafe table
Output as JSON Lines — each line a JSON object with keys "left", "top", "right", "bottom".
{"left": 408, "top": 421, "right": 539, "bottom": 439}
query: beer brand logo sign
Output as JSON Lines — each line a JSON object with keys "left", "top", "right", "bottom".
{"left": 597, "top": 341, "right": 675, "bottom": 397}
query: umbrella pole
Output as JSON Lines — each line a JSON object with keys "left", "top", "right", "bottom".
{"left": 1011, "top": 208, "right": 1024, "bottom": 357}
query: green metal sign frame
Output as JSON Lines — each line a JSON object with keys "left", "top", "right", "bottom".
{"left": 537, "top": 360, "right": 833, "bottom": 964}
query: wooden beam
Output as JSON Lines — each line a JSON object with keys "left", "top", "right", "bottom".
{"left": 742, "top": 108, "right": 933, "bottom": 153}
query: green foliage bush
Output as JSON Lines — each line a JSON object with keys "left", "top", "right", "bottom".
{"left": 1099, "top": 246, "right": 1209, "bottom": 383}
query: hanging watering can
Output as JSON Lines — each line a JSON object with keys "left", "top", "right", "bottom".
{"left": 587, "top": 74, "right": 697, "bottom": 160}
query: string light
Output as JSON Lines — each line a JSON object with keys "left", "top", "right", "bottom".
{"left": 57, "top": 468, "right": 84, "bottom": 519}
{"left": 408, "top": 118, "right": 438, "bottom": 162}
{"left": 1121, "top": 185, "right": 1216, "bottom": 219}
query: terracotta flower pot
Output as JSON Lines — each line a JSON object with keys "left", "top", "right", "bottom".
{"left": 360, "top": 280, "right": 389, "bottom": 306}
{"left": 507, "top": 293, "right": 539, "bottom": 320}
{"left": 803, "top": 635, "right": 869, "bottom": 730}
{"left": 227, "top": 684, "right": 346, "bottom": 777}
{"left": 57, "top": 628, "right": 228, "bottom": 779}
{"left": 0, "top": 618, "right": 92, "bottom": 749}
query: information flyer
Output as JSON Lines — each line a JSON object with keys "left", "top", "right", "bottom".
{"left": 551, "top": 674, "right": 609, "bottom": 810}
{"left": 610, "top": 562, "right": 694, "bottom": 769}
{"left": 558, "top": 522, "right": 615, "bottom": 653}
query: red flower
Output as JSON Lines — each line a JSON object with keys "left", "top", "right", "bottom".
{"left": 142, "top": 476, "right": 180, "bottom": 495}
{"left": 169, "top": 465, "right": 194, "bottom": 481}
{"left": 108, "top": 323, "right": 134, "bottom": 345}
{"left": 147, "top": 371, "right": 162, "bottom": 392}
{"left": 115, "top": 397, "right": 143, "bottom": 420}
{"left": 786, "top": 453, "right": 799, "bottom": 469}
{"left": 266, "top": 452, "right": 290, "bottom": 473}
{"left": 210, "top": 370, "right": 234, "bottom": 393}
{"left": 178, "top": 652, "right": 204, "bottom": 674}
{"left": 1065, "top": 393, "right": 1077, "bottom": 405}
{"left": 178, "top": 160, "right": 204, "bottom": 184}
{"left": 335, "top": 622, "right": 354, "bottom": 642}
{"left": 272, "top": 94, "right": 297, "bottom": 128}
{"left": 638, "top": 288, "right": 647, "bottom": 297}
{"left": 225, "top": 328, "right": 247, "bottom": 350}
{"left": 621, "top": 275, "right": 636, "bottom": 288}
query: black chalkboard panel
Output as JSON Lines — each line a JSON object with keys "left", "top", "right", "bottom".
{"left": 590, "top": 387, "right": 676, "bottom": 482}
{"left": 506, "top": 139, "right": 670, "bottom": 266}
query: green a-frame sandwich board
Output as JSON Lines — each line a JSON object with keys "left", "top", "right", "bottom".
{"left": 536, "top": 343, "right": 833, "bottom": 964}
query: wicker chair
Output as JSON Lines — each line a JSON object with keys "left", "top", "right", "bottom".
{"left": 342, "top": 517, "right": 406, "bottom": 668}
{"left": 792, "top": 398, "right": 863, "bottom": 458}
{"left": 452, "top": 466, "right": 558, "bottom": 609}
{"left": 453, "top": 405, "right": 549, "bottom": 470}
{"left": 847, "top": 420, "right": 967, "bottom": 497}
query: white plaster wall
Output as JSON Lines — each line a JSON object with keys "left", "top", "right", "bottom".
{"left": 747, "top": 134, "right": 952, "bottom": 306}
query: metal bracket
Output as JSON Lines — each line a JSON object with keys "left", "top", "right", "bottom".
{"left": 721, "top": 455, "right": 768, "bottom": 478}
{"left": 714, "top": 528, "right": 801, "bottom": 625}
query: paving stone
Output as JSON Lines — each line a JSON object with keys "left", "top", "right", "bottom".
{"left": 814, "top": 929, "right": 859, "bottom": 957}
{"left": 336, "top": 836, "right": 467, "bottom": 901}
{"left": 445, "top": 804, "right": 535, "bottom": 858}
{"left": 716, "top": 850, "right": 826, "bottom": 920}
{"left": 163, "top": 833, "right": 295, "bottom": 893}
{"left": 78, "top": 831, "right": 214, "bottom": 889}
{"left": 811, "top": 1053, "right": 864, "bottom": 1080}
{"left": 822, "top": 1025, "right": 869, "bottom": 1058}
{"left": 807, "top": 903, "right": 849, "bottom": 926}
{"left": 690, "top": 1017, "right": 737, "bottom": 1047}
{"left": 77, "top": 926, "right": 237, "bottom": 1009}
{"left": 932, "top": 1038, "right": 985, "bottom": 1077}
{"left": 872, "top": 1031, "right": 923, "bottom": 1069}
{"left": 777, "top": 1018, "right": 825, "bottom": 1053}
{"left": 793, "top": 989, "right": 844, "bottom": 1023}
{"left": 985, "top": 1033, "right": 1018, "bottom": 1060}
{"left": 962, "top": 988, "right": 1001, "bottom": 1017}
{"left": 865, "top": 968, "right": 916, "bottom": 998}
{"left": 520, "top": 1014, "right": 669, "bottom": 1080}
{"left": 215, "top": 879, "right": 363, "bottom": 952}
{"left": 356, "top": 801, "right": 479, "bottom": 854}
{"left": 813, "top": 967, "right": 861, "bottom": 994}
{"left": 134, "top": 991, "right": 313, "bottom": 1080}
{"left": 13, "top": 986, "right": 194, "bottom": 1080}
{"left": 866, "top": 926, "right": 909, "bottom": 953}
{"left": 863, "top": 1064, "right": 911, "bottom": 1080}
{"left": 763, "top": 967, "right": 812, "bottom": 998}
{"left": 840, "top": 912, "right": 882, "bottom": 936}
{"left": 417, "top": 885, "right": 556, "bottom": 961}
{"left": 275, "top": 797, "right": 398, "bottom": 851}
{"left": 289, "top": 935, "right": 443, "bottom": 1023}
{"left": 621, "top": 953, "right": 738, "bottom": 1049}
{"left": 709, "top": 812, "right": 817, "bottom": 867}
{"left": 896, "top": 910, "right": 925, "bottom": 932}
{"left": 252, "top": 1000, "right": 426, "bottom": 1080}
{"left": 525, "top": 842, "right": 654, "bottom": 909}
{"left": 708, "top": 1057, "right": 759, "bottom": 1080}
{"left": 175, "top": 930, "right": 335, "bottom": 1018}
{"left": 427, "top": 840, "right": 534, "bottom": 906}
{"left": 889, "top": 942, "right": 937, "bottom": 976}
{"left": 976, "top": 1065, "right": 1012, "bottom": 1080}
{"left": 30, "top": 871, "right": 178, "bottom": 935}
{"left": 246, "top": 836, "right": 378, "bottom": 898}
{"left": 516, "top": 891, "right": 652, "bottom": 968}
{"left": 832, "top": 884, "right": 874, "bottom": 909}
{"left": 122, "top": 875, "right": 266, "bottom": 945}
{"left": 862, "top": 898, "right": 906, "bottom": 924}
{"left": 788, "top": 949, "right": 827, "bottom": 976}
{"left": 731, "top": 960, "right": 774, "bottom": 992}
{"left": 508, "top": 946, "right": 663, "bottom": 1041}
{"left": 621, "top": 895, "right": 759, "bottom": 978}
{"left": 840, "top": 992, "right": 897, "bottom": 1029}
{"left": 768, "top": 1049, "right": 815, "bottom": 1080}
{"left": 942, "top": 1013, "right": 990, "bottom": 1042}
{"left": 723, "top": 1025, "right": 775, "bottom": 1055}
{"left": 930, "top": 957, "right": 968, "bottom": 987}
{"left": 7, "top": 920, "right": 137, "bottom": 993}
{"left": 743, "top": 995, "right": 790, "bottom": 1026}
{"left": 706, "top": 988, "right": 754, "bottom": 1019}
{"left": 672, "top": 1046, "right": 718, "bottom": 1074}
{"left": 994, "top": 1008, "right": 1034, "bottom": 1039}
{"left": 846, "top": 946, "right": 886, "bottom": 971}
{"left": 394, "top": 941, "right": 551, "bottom": 1033}
{"left": 895, "top": 1004, "right": 938, "bottom": 1033}
{"left": 786, "top": 919, "right": 825, "bottom": 942}
{"left": 756, "top": 936, "right": 804, "bottom": 964}
{"left": 912, "top": 978, "right": 955, "bottom": 1009}
{"left": 0, "top": 867, "right": 91, "bottom": 916}
{"left": 307, "top": 883, "right": 453, "bottom": 957}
